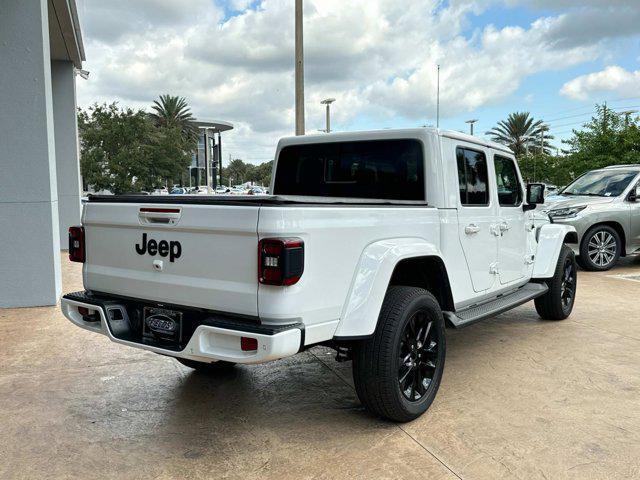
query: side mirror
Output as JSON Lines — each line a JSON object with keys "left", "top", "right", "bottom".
{"left": 523, "top": 183, "right": 545, "bottom": 211}
{"left": 628, "top": 185, "right": 639, "bottom": 202}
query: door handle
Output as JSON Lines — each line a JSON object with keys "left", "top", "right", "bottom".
{"left": 499, "top": 222, "right": 511, "bottom": 232}
{"left": 465, "top": 224, "right": 481, "bottom": 235}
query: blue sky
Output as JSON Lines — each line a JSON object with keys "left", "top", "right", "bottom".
{"left": 77, "top": 0, "right": 640, "bottom": 163}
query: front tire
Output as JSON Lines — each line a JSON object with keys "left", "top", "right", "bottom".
{"left": 352, "top": 287, "right": 446, "bottom": 422}
{"left": 578, "top": 225, "right": 621, "bottom": 271}
{"left": 535, "top": 245, "right": 577, "bottom": 320}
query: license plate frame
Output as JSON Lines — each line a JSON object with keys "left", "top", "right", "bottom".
{"left": 143, "top": 306, "right": 183, "bottom": 345}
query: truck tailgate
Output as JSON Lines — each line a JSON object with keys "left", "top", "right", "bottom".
{"left": 82, "top": 202, "right": 259, "bottom": 316}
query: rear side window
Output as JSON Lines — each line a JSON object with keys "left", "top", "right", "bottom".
{"left": 494, "top": 155, "right": 523, "bottom": 206}
{"left": 457, "top": 147, "right": 489, "bottom": 206}
{"left": 273, "top": 139, "right": 424, "bottom": 201}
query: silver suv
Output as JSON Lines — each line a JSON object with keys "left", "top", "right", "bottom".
{"left": 545, "top": 165, "right": 640, "bottom": 271}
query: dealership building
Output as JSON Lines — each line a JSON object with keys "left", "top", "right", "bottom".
{"left": 1, "top": 0, "right": 85, "bottom": 307}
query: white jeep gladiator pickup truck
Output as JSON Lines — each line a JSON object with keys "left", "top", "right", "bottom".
{"left": 62, "top": 128, "right": 578, "bottom": 422}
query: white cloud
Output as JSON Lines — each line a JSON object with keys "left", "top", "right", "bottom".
{"left": 560, "top": 66, "right": 640, "bottom": 101}
{"left": 75, "top": 0, "right": 640, "bottom": 164}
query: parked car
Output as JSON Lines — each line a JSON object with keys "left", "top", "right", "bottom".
{"left": 247, "top": 186, "right": 268, "bottom": 195}
{"left": 170, "top": 187, "right": 188, "bottom": 195}
{"left": 215, "top": 186, "right": 230, "bottom": 194}
{"left": 544, "top": 164, "right": 640, "bottom": 271}
{"left": 61, "top": 128, "right": 577, "bottom": 422}
{"left": 152, "top": 187, "right": 169, "bottom": 195}
{"left": 194, "top": 186, "right": 213, "bottom": 195}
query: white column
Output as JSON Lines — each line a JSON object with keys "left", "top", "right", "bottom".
{"left": 52, "top": 60, "right": 82, "bottom": 246}
{"left": 0, "top": 0, "right": 62, "bottom": 307}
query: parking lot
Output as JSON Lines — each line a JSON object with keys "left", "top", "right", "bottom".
{"left": 1, "top": 256, "right": 639, "bottom": 480}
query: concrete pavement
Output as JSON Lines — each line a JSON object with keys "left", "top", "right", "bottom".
{"left": 1, "top": 255, "right": 639, "bottom": 479}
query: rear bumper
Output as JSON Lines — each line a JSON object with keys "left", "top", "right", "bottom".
{"left": 60, "top": 292, "right": 302, "bottom": 365}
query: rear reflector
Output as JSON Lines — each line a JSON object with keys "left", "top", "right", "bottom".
{"left": 78, "top": 306, "right": 89, "bottom": 316}
{"left": 258, "top": 238, "right": 304, "bottom": 286}
{"left": 241, "top": 337, "right": 258, "bottom": 351}
{"left": 68, "top": 226, "right": 85, "bottom": 263}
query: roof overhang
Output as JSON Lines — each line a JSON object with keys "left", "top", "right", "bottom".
{"left": 48, "top": 0, "right": 85, "bottom": 68}
{"left": 194, "top": 120, "right": 234, "bottom": 133}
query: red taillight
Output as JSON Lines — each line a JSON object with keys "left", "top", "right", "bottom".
{"left": 258, "top": 238, "right": 304, "bottom": 286}
{"left": 68, "top": 226, "right": 85, "bottom": 263}
{"left": 241, "top": 337, "right": 258, "bottom": 352}
{"left": 78, "top": 306, "right": 89, "bottom": 316}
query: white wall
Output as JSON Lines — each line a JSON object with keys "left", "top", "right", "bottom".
{"left": 52, "top": 60, "right": 82, "bottom": 246}
{"left": 0, "top": 0, "right": 62, "bottom": 307}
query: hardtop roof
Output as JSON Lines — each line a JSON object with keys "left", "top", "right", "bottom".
{"left": 277, "top": 127, "right": 514, "bottom": 156}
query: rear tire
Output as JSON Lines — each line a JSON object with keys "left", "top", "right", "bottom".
{"left": 578, "top": 225, "right": 621, "bottom": 271}
{"left": 535, "top": 245, "right": 577, "bottom": 320}
{"left": 175, "top": 358, "right": 237, "bottom": 373}
{"left": 352, "top": 287, "right": 446, "bottom": 422}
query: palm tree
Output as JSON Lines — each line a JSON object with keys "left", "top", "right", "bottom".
{"left": 150, "top": 94, "right": 198, "bottom": 144}
{"left": 486, "top": 112, "right": 553, "bottom": 156}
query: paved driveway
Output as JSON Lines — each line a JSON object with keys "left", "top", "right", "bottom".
{"left": 1, "top": 256, "right": 639, "bottom": 479}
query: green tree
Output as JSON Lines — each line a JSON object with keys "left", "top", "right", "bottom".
{"left": 518, "top": 153, "right": 575, "bottom": 186}
{"left": 225, "top": 158, "right": 248, "bottom": 185}
{"left": 254, "top": 161, "right": 274, "bottom": 186}
{"left": 222, "top": 158, "right": 273, "bottom": 187}
{"left": 562, "top": 104, "right": 640, "bottom": 173}
{"left": 79, "top": 103, "right": 195, "bottom": 194}
{"left": 486, "top": 112, "right": 553, "bottom": 157}
{"left": 79, "top": 103, "right": 154, "bottom": 194}
{"left": 150, "top": 94, "right": 198, "bottom": 144}
{"left": 147, "top": 125, "right": 194, "bottom": 188}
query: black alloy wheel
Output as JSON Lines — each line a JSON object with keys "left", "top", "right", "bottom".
{"left": 398, "top": 311, "right": 440, "bottom": 402}
{"left": 559, "top": 255, "right": 576, "bottom": 311}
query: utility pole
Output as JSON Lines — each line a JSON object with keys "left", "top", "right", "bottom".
{"left": 295, "top": 0, "right": 305, "bottom": 136}
{"left": 321, "top": 98, "right": 336, "bottom": 133}
{"left": 465, "top": 119, "right": 478, "bottom": 136}
{"left": 436, "top": 64, "right": 440, "bottom": 129}
{"left": 620, "top": 110, "right": 638, "bottom": 126}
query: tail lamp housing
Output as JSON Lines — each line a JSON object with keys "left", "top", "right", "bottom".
{"left": 258, "top": 238, "right": 304, "bottom": 286}
{"left": 68, "top": 226, "right": 85, "bottom": 263}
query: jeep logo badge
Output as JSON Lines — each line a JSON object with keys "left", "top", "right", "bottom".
{"left": 135, "top": 233, "right": 182, "bottom": 262}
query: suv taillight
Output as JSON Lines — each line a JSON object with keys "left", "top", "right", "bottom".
{"left": 68, "top": 226, "right": 85, "bottom": 263}
{"left": 258, "top": 238, "right": 304, "bottom": 286}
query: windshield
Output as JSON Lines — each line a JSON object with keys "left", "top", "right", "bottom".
{"left": 562, "top": 170, "right": 638, "bottom": 197}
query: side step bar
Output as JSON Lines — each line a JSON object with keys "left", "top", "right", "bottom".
{"left": 444, "top": 283, "right": 548, "bottom": 329}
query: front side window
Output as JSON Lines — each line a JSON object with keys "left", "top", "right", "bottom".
{"left": 457, "top": 147, "right": 489, "bottom": 206}
{"left": 273, "top": 139, "right": 424, "bottom": 200}
{"left": 494, "top": 155, "right": 523, "bottom": 206}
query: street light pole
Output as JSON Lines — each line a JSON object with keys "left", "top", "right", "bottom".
{"left": 465, "top": 119, "right": 478, "bottom": 136}
{"left": 321, "top": 98, "right": 336, "bottom": 133}
{"left": 295, "top": 0, "right": 305, "bottom": 136}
